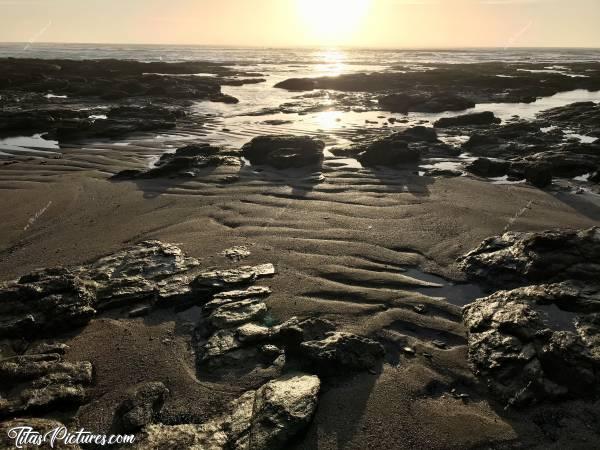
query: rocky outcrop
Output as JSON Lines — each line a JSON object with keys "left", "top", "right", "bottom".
{"left": 379, "top": 93, "right": 475, "bottom": 114}
{"left": 459, "top": 227, "right": 600, "bottom": 289}
{"left": 134, "top": 373, "right": 320, "bottom": 450}
{"left": 461, "top": 227, "right": 600, "bottom": 406}
{"left": 434, "top": 111, "right": 501, "bottom": 128}
{"left": 0, "top": 241, "right": 200, "bottom": 337}
{"left": 115, "top": 382, "right": 169, "bottom": 433}
{"left": 0, "top": 353, "right": 93, "bottom": 417}
{"left": 463, "top": 282, "right": 600, "bottom": 407}
{"left": 241, "top": 135, "right": 325, "bottom": 169}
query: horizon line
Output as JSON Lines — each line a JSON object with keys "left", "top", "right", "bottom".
{"left": 1, "top": 41, "right": 600, "bottom": 51}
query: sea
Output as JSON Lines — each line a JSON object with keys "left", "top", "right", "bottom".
{"left": 1, "top": 43, "right": 600, "bottom": 162}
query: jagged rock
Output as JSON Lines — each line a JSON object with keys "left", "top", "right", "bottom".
{"left": 241, "top": 136, "right": 325, "bottom": 169}
{"left": 209, "top": 299, "right": 268, "bottom": 329}
{"left": 0, "top": 241, "right": 200, "bottom": 337}
{"left": 115, "top": 382, "right": 169, "bottom": 433}
{"left": 463, "top": 282, "right": 600, "bottom": 406}
{"left": 0, "top": 353, "right": 92, "bottom": 417}
{"left": 357, "top": 139, "right": 420, "bottom": 167}
{"left": 192, "top": 264, "right": 275, "bottom": 294}
{"left": 0, "top": 268, "right": 96, "bottom": 338}
{"left": 520, "top": 150, "right": 599, "bottom": 178}
{"left": 83, "top": 240, "right": 200, "bottom": 309}
{"left": 0, "top": 418, "right": 81, "bottom": 449}
{"left": 135, "top": 373, "right": 319, "bottom": 450}
{"left": 221, "top": 246, "right": 251, "bottom": 261}
{"left": 434, "top": 111, "right": 501, "bottom": 128}
{"left": 379, "top": 93, "right": 475, "bottom": 114}
{"left": 459, "top": 227, "right": 600, "bottom": 288}
{"left": 276, "top": 317, "right": 337, "bottom": 351}
{"left": 466, "top": 158, "right": 510, "bottom": 178}
{"left": 300, "top": 332, "right": 385, "bottom": 372}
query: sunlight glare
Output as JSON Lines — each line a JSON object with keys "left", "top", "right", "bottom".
{"left": 296, "top": 0, "right": 371, "bottom": 45}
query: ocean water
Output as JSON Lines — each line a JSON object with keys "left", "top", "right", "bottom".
{"left": 1, "top": 44, "right": 599, "bottom": 161}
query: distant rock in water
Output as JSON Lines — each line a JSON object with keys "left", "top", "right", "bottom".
{"left": 241, "top": 135, "right": 325, "bottom": 169}
{"left": 274, "top": 78, "right": 319, "bottom": 91}
{"left": 379, "top": 93, "right": 475, "bottom": 114}
{"left": 434, "top": 111, "right": 501, "bottom": 128}
{"left": 113, "top": 144, "right": 241, "bottom": 179}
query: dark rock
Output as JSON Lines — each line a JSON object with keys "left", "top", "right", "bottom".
{"left": 466, "top": 158, "right": 510, "bottom": 178}
{"left": 274, "top": 79, "right": 318, "bottom": 91}
{"left": 524, "top": 163, "right": 553, "bottom": 188}
{"left": 135, "top": 373, "right": 320, "bottom": 450}
{"left": 0, "top": 353, "right": 92, "bottom": 417}
{"left": 241, "top": 135, "right": 325, "bottom": 169}
{"left": 434, "top": 112, "right": 501, "bottom": 128}
{"left": 379, "top": 93, "right": 475, "bottom": 114}
{"left": 591, "top": 170, "right": 600, "bottom": 183}
{"left": 463, "top": 282, "right": 600, "bottom": 406}
{"left": 520, "top": 150, "right": 599, "bottom": 178}
{"left": 358, "top": 140, "right": 420, "bottom": 167}
{"left": 299, "top": 332, "right": 385, "bottom": 372}
{"left": 115, "top": 382, "right": 169, "bottom": 433}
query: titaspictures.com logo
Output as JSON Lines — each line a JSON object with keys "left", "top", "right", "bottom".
{"left": 6, "top": 426, "right": 135, "bottom": 448}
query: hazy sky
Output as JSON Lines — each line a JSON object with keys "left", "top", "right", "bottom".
{"left": 0, "top": 0, "right": 599, "bottom": 48}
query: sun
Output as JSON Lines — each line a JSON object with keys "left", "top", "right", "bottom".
{"left": 296, "top": 0, "right": 371, "bottom": 45}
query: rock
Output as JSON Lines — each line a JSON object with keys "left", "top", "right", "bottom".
{"left": 401, "top": 126, "right": 438, "bottom": 142}
{"left": 459, "top": 227, "right": 600, "bottom": 288}
{"left": 242, "top": 135, "right": 325, "bottom": 169}
{"left": 276, "top": 317, "right": 337, "bottom": 350}
{"left": 115, "top": 382, "right": 169, "bottom": 433}
{"left": 135, "top": 373, "right": 319, "bottom": 450}
{"left": 0, "top": 418, "right": 81, "bottom": 449}
{"left": 0, "top": 268, "right": 97, "bottom": 338}
{"left": 221, "top": 246, "right": 251, "bottom": 261}
{"left": 0, "top": 353, "right": 92, "bottom": 417}
{"left": 463, "top": 282, "right": 600, "bottom": 406}
{"left": 434, "top": 111, "right": 501, "bottom": 128}
{"left": 358, "top": 140, "right": 420, "bottom": 167}
{"left": 591, "top": 170, "right": 600, "bottom": 183}
{"left": 192, "top": 264, "right": 275, "bottom": 294}
{"left": 466, "top": 158, "right": 510, "bottom": 178}
{"left": 379, "top": 93, "right": 475, "bottom": 114}
{"left": 519, "top": 149, "right": 599, "bottom": 178}
{"left": 299, "top": 332, "right": 385, "bottom": 372}
{"left": 209, "top": 299, "right": 268, "bottom": 329}
{"left": 274, "top": 78, "right": 318, "bottom": 91}
{"left": 0, "top": 241, "right": 201, "bottom": 337}
{"left": 25, "top": 342, "right": 69, "bottom": 355}
{"left": 524, "top": 163, "right": 553, "bottom": 188}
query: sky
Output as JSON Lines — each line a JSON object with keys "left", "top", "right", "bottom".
{"left": 0, "top": 0, "right": 599, "bottom": 48}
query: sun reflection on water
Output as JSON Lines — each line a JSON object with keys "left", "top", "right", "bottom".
{"left": 314, "top": 110, "right": 344, "bottom": 129}
{"left": 313, "top": 49, "right": 347, "bottom": 77}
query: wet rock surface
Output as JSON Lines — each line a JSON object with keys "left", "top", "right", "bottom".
{"left": 379, "top": 93, "right": 475, "bottom": 114}
{"left": 461, "top": 227, "right": 600, "bottom": 407}
{"left": 241, "top": 135, "right": 325, "bottom": 169}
